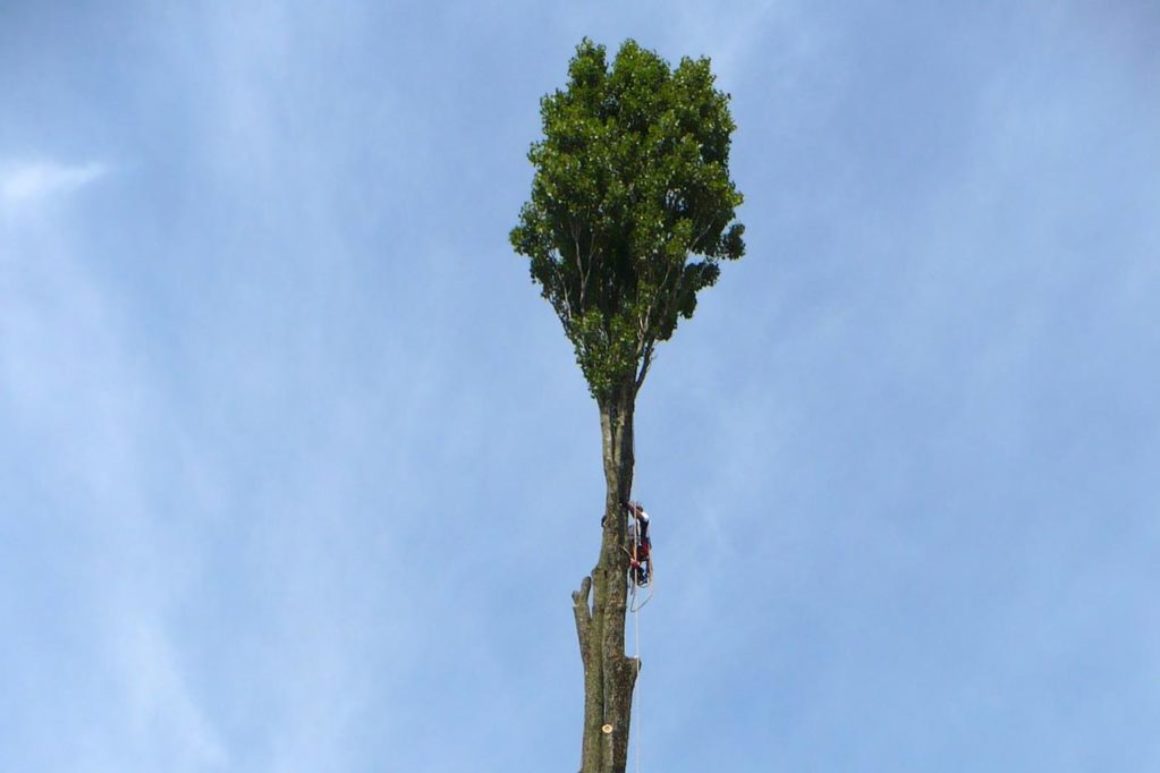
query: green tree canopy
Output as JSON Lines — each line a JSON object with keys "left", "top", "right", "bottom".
{"left": 511, "top": 38, "right": 745, "bottom": 401}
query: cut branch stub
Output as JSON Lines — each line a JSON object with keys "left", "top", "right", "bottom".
{"left": 572, "top": 575, "right": 594, "bottom": 668}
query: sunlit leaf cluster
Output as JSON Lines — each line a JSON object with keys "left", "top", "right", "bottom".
{"left": 511, "top": 39, "right": 745, "bottom": 401}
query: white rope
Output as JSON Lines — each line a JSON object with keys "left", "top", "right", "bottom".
{"left": 633, "top": 589, "right": 642, "bottom": 773}
{"left": 628, "top": 425, "right": 647, "bottom": 772}
{"left": 625, "top": 501, "right": 651, "bottom": 773}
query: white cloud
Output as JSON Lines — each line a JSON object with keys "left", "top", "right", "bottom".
{"left": 0, "top": 160, "right": 107, "bottom": 206}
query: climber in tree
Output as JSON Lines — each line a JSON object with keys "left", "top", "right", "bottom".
{"left": 625, "top": 501, "right": 651, "bottom": 586}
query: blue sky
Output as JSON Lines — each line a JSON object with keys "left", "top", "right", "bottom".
{"left": 2, "top": 1, "right": 1158, "bottom": 771}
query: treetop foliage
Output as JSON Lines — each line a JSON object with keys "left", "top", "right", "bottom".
{"left": 511, "top": 38, "right": 745, "bottom": 402}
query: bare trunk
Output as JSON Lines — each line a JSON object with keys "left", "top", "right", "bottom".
{"left": 572, "top": 380, "right": 640, "bottom": 773}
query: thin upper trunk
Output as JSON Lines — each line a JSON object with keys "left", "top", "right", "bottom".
{"left": 573, "top": 380, "right": 640, "bottom": 773}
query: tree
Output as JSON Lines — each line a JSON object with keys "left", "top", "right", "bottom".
{"left": 510, "top": 38, "right": 744, "bottom": 773}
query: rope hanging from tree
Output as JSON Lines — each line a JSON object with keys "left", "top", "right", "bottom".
{"left": 625, "top": 496, "right": 651, "bottom": 773}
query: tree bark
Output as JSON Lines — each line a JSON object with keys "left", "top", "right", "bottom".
{"left": 574, "top": 380, "right": 640, "bottom": 773}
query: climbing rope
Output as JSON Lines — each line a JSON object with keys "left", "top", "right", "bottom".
{"left": 632, "top": 576, "right": 643, "bottom": 773}
{"left": 625, "top": 500, "right": 652, "bottom": 773}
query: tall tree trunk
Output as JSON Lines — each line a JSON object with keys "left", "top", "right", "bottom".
{"left": 572, "top": 380, "right": 639, "bottom": 773}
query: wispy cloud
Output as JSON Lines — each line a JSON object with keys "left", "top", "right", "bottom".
{"left": 0, "top": 160, "right": 107, "bottom": 206}
{"left": 114, "top": 620, "right": 229, "bottom": 770}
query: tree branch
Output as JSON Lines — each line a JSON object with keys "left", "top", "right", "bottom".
{"left": 635, "top": 341, "right": 655, "bottom": 390}
{"left": 692, "top": 219, "right": 716, "bottom": 254}
{"left": 572, "top": 575, "right": 593, "bottom": 668}
{"left": 551, "top": 256, "right": 574, "bottom": 327}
